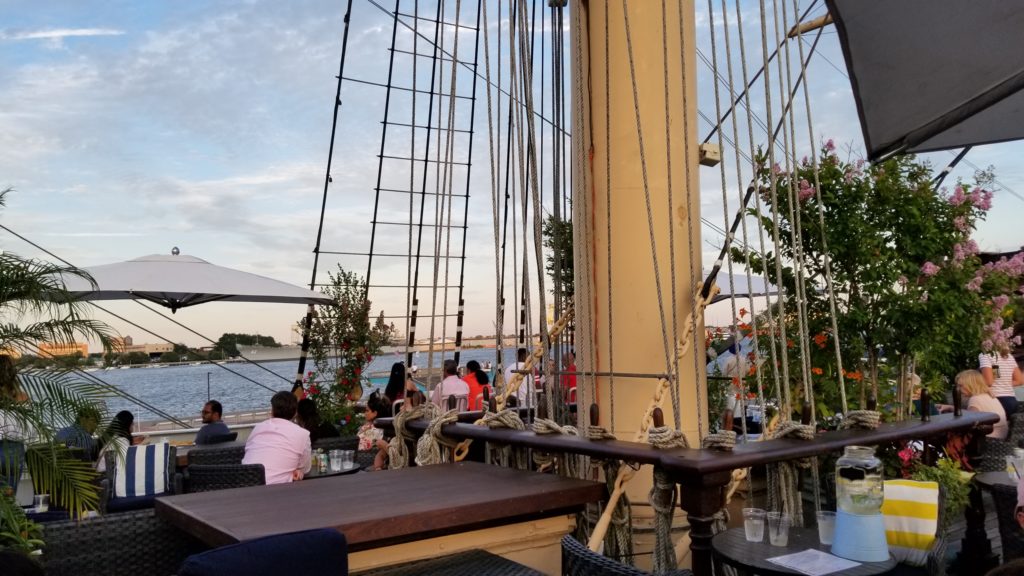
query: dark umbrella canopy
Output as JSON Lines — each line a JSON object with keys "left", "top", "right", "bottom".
{"left": 62, "top": 252, "right": 332, "bottom": 312}
{"left": 826, "top": 0, "right": 1024, "bottom": 161}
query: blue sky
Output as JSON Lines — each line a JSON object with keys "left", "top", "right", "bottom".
{"left": 1, "top": 1, "right": 1021, "bottom": 350}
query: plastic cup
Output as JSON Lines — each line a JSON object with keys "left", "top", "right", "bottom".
{"left": 767, "top": 512, "right": 791, "bottom": 546}
{"left": 33, "top": 494, "right": 49, "bottom": 513}
{"left": 742, "top": 508, "right": 766, "bottom": 542}
{"left": 343, "top": 450, "right": 355, "bottom": 469}
{"left": 816, "top": 511, "right": 836, "bottom": 545}
{"left": 328, "top": 450, "right": 343, "bottom": 472}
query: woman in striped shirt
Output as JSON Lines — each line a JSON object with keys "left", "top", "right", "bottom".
{"left": 979, "top": 351, "right": 1023, "bottom": 416}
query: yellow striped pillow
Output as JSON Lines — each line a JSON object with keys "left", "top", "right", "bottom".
{"left": 881, "top": 479, "right": 939, "bottom": 566}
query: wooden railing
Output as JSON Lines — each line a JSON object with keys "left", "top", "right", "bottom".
{"left": 377, "top": 410, "right": 997, "bottom": 575}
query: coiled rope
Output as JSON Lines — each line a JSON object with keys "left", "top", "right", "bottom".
{"left": 416, "top": 408, "right": 461, "bottom": 466}
{"left": 586, "top": 425, "right": 633, "bottom": 565}
{"left": 841, "top": 410, "right": 881, "bottom": 430}
{"left": 532, "top": 418, "right": 581, "bottom": 477}
{"left": 388, "top": 402, "right": 442, "bottom": 470}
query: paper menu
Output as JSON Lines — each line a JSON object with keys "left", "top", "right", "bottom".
{"left": 766, "top": 549, "right": 861, "bottom": 576}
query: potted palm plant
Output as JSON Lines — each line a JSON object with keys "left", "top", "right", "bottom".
{"left": 0, "top": 188, "right": 118, "bottom": 557}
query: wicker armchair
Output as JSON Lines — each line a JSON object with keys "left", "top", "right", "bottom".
{"left": 203, "top": 431, "right": 238, "bottom": 445}
{"left": 991, "top": 483, "right": 1024, "bottom": 563}
{"left": 313, "top": 436, "right": 359, "bottom": 452}
{"left": 187, "top": 463, "right": 266, "bottom": 493}
{"left": 356, "top": 449, "right": 376, "bottom": 470}
{"left": 42, "top": 508, "right": 198, "bottom": 576}
{"left": 187, "top": 444, "right": 245, "bottom": 466}
{"left": 561, "top": 535, "right": 694, "bottom": 576}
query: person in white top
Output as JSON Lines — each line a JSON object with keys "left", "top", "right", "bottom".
{"left": 979, "top": 351, "right": 1023, "bottom": 416}
{"left": 958, "top": 369, "right": 1008, "bottom": 439}
{"left": 432, "top": 359, "right": 470, "bottom": 408}
{"left": 242, "top": 391, "right": 312, "bottom": 484}
{"left": 502, "top": 348, "right": 536, "bottom": 409}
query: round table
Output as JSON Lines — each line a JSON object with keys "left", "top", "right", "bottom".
{"left": 712, "top": 527, "right": 897, "bottom": 576}
{"left": 304, "top": 463, "right": 363, "bottom": 479}
{"left": 974, "top": 470, "right": 1018, "bottom": 489}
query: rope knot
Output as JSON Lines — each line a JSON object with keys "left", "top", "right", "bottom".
{"left": 702, "top": 430, "right": 737, "bottom": 451}
{"left": 647, "top": 426, "right": 690, "bottom": 450}
{"left": 840, "top": 410, "right": 882, "bottom": 430}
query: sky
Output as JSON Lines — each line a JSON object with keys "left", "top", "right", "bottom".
{"left": 1, "top": 0, "right": 1022, "bottom": 352}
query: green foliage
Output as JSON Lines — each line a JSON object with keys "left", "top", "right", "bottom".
{"left": 304, "top": 267, "right": 394, "bottom": 435}
{"left": 910, "top": 458, "right": 970, "bottom": 531}
{"left": 0, "top": 188, "right": 117, "bottom": 549}
{"left": 0, "top": 490, "right": 42, "bottom": 552}
{"left": 732, "top": 144, "right": 999, "bottom": 416}
{"left": 542, "top": 216, "right": 574, "bottom": 298}
{"left": 215, "top": 333, "right": 281, "bottom": 358}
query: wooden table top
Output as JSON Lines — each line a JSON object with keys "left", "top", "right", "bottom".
{"left": 713, "top": 527, "right": 896, "bottom": 576}
{"left": 156, "top": 461, "right": 606, "bottom": 551}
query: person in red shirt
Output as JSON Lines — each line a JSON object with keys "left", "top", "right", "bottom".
{"left": 561, "top": 350, "right": 577, "bottom": 404}
{"left": 464, "top": 360, "right": 490, "bottom": 410}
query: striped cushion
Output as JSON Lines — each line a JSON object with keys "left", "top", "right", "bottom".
{"left": 881, "top": 479, "right": 939, "bottom": 566}
{"left": 113, "top": 443, "right": 171, "bottom": 498}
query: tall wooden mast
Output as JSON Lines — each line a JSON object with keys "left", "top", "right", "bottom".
{"left": 572, "top": 0, "right": 705, "bottom": 483}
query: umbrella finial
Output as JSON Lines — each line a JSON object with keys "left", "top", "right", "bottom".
{"left": 171, "top": 246, "right": 180, "bottom": 256}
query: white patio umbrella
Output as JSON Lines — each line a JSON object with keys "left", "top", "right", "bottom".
{"left": 708, "top": 269, "right": 776, "bottom": 305}
{"left": 62, "top": 249, "right": 332, "bottom": 312}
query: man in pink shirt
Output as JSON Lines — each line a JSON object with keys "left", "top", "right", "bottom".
{"left": 432, "top": 359, "right": 470, "bottom": 408}
{"left": 242, "top": 391, "right": 312, "bottom": 484}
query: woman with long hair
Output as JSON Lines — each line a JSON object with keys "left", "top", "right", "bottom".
{"left": 96, "top": 410, "right": 136, "bottom": 472}
{"left": 464, "top": 360, "right": 490, "bottom": 410}
{"left": 296, "top": 398, "right": 340, "bottom": 443}
{"left": 383, "top": 362, "right": 407, "bottom": 403}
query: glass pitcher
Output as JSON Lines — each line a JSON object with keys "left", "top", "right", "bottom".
{"left": 836, "top": 445, "right": 884, "bottom": 515}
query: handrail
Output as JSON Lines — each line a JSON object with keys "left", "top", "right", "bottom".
{"left": 377, "top": 411, "right": 997, "bottom": 482}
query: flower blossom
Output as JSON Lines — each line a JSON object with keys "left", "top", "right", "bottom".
{"left": 824, "top": 139, "right": 835, "bottom": 152}
{"left": 953, "top": 216, "right": 969, "bottom": 232}
{"left": 965, "top": 275, "right": 984, "bottom": 292}
{"left": 948, "top": 186, "right": 967, "bottom": 206}
{"left": 798, "top": 179, "right": 816, "bottom": 202}
{"left": 970, "top": 188, "right": 993, "bottom": 211}
{"left": 920, "top": 261, "right": 940, "bottom": 276}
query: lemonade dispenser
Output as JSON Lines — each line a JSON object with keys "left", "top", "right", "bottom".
{"left": 830, "top": 445, "right": 890, "bottom": 561}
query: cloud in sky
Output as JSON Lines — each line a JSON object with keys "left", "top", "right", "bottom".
{"left": 0, "top": 0, "right": 1022, "bottom": 351}
{"left": 0, "top": 27, "right": 125, "bottom": 41}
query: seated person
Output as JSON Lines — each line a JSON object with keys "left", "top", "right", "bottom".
{"left": 296, "top": 399, "right": 340, "bottom": 444}
{"left": 194, "top": 400, "right": 230, "bottom": 445}
{"left": 358, "top": 391, "right": 390, "bottom": 470}
{"left": 55, "top": 407, "right": 99, "bottom": 459}
{"left": 243, "top": 392, "right": 312, "bottom": 484}
{"left": 431, "top": 359, "right": 470, "bottom": 407}
{"left": 958, "top": 369, "right": 1008, "bottom": 439}
{"left": 96, "top": 410, "right": 142, "bottom": 473}
{"left": 503, "top": 348, "right": 536, "bottom": 409}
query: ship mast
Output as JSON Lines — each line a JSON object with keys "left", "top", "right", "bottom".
{"left": 572, "top": 0, "right": 706, "bottom": 496}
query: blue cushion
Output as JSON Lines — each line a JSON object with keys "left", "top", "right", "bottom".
{"left": 106, "top": 493, "right": 156, "bottom": 513}
{"left": 113, "top": 443, "right": 172, "bottom": 498}
{"left": 178, "top": 528, "right": 347, "bottom": 576}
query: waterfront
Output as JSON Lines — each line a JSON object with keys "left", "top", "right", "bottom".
{"left": 96, "top": 348, "right": 521, "bottom": 423}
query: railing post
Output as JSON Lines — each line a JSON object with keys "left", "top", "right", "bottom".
{"left": 675, "top": 471, "right": 731, "bottom": 576}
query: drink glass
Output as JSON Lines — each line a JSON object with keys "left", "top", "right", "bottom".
{"left": 742, "top": 508, "right": 766, "bottom": 542}
{"left": 816, "top": 511, "right": 836, "bottom": 545}
{"left": 767, "top": 512, "right": 791, "bottom": 546}
{"left": 343, "top": 450, "right": 355, "bottom": 469}
{"left": 33, "top": 494, "right": 49, "bottom": 513}
{"left": 328, "top": 450, "right": 343, "bottom": 472}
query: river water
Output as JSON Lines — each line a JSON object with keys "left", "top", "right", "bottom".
{"left": 95, "top": 348, "right": 520, "bottom": 423}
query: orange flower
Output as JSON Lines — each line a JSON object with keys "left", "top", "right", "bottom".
{"left": 739, "top": 307, "right": 749, "bottom": 318}
{"left": 813, "top": 333, "right": 828, "bottom": 349}
{"left": 811, "top": 367, "right": 824, "bottom": 376}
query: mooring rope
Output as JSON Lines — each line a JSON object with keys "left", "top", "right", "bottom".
{"left": 766, "top": 421, "right": 815, "bottom": 527}
{"left": 416, "top": 408, "right": 461, "bottom": 466}
{"left": 388, "top": 401, "right": 442, "bottom": 470}
{"left": 647, "top": 426, "right": 690, "bottom": 574}
{"left": 840, "top": 410, "right": 882, "bottom": 430}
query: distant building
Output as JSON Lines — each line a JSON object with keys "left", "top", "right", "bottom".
{"left": 111, "top": 335, "right": 173, "bottom": 356}
{"left": 37, "top": 342, "right": 89, "bottom": 358}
